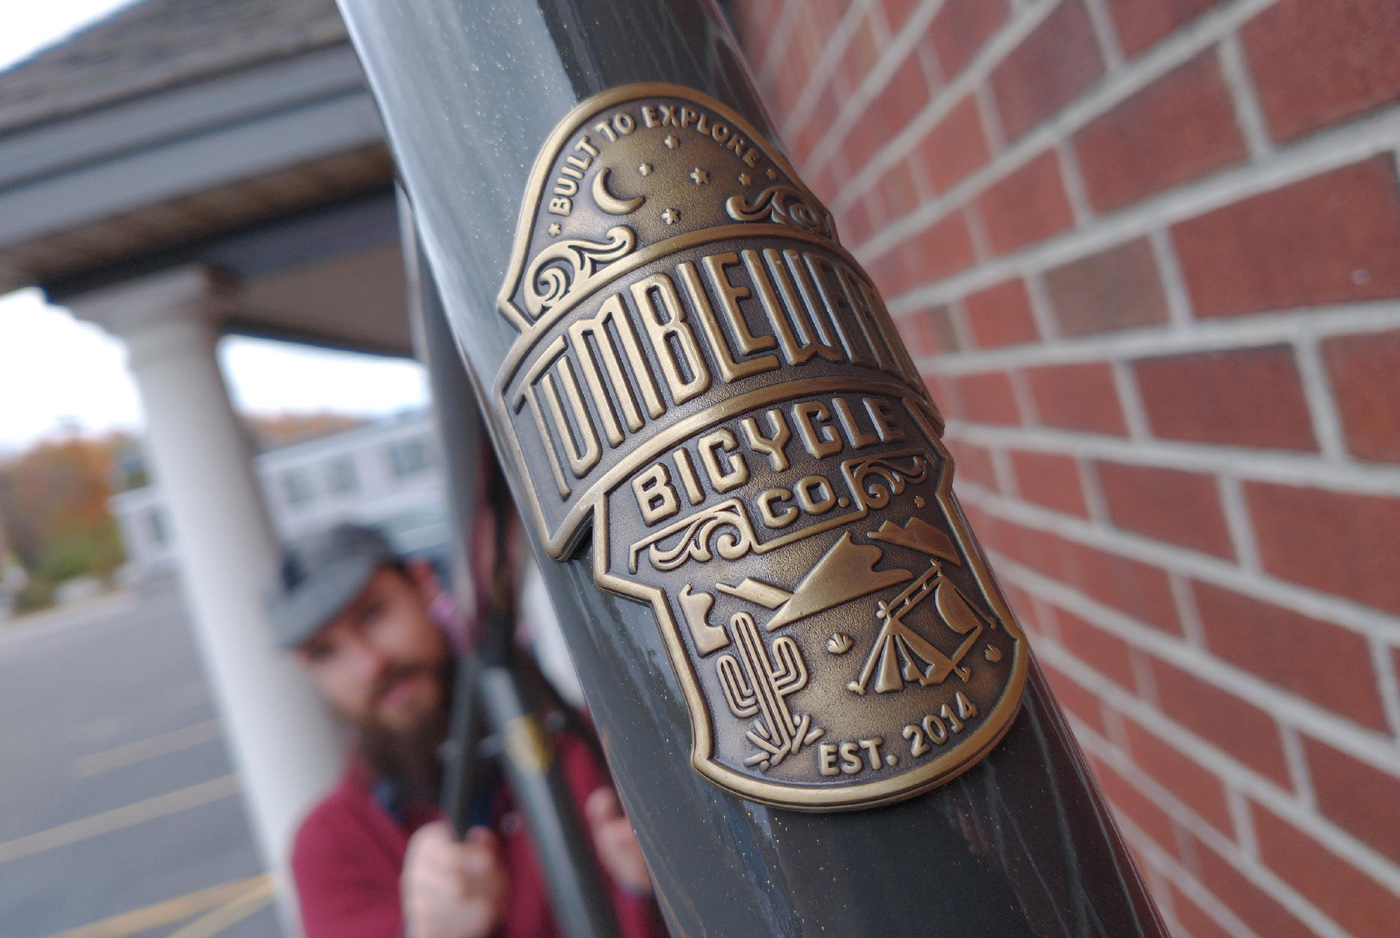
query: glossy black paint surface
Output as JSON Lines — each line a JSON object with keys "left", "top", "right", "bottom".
{"left": 335, "top": 1, "right": 1170, "bottom": 934}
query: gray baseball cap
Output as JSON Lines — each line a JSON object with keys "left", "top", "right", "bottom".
{"left": 265, "top": 523, "right": 399, "bottom": 650}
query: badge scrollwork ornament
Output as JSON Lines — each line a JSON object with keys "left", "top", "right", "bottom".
{"left": 523, "top": 226, "right": 636, "bottom": 318}
{"left": 494, "top": 82, "right": 1028, "bottom": 811}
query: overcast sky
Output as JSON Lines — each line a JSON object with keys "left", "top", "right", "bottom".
{"left": 0, "top": 0, "right": 137, "bottom": 71}
{"left": 0, "top": 3, "right": 430, "bottom": 454}
{"left": 0, "top": 290, "right": 429, "bottom": 454}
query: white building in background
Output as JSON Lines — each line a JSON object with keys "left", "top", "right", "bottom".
{"left": 112, "top": 409, "right": 448, "bottom": 581}
{"left": 111, "top": 404, "right": 586, "bottom": 703}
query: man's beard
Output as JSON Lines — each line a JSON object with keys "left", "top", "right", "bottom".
{"left": 356, "top": 656, "right": 456, "bottom": 804}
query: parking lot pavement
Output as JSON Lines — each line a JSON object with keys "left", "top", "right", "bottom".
{"left": 0, "top": 580, "right": 282, "bottom": 938}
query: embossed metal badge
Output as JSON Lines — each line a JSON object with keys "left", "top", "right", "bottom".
{"left": 494, "top": 83, "right": 1028, "bottom": 810}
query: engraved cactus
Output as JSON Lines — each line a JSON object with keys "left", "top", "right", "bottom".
{"left": 716, "top": 612, "right": 823, "bottom": 770}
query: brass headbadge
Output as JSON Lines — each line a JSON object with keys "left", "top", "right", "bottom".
{"left": 495, "top": 83, "right": 1027, "bottom": 810}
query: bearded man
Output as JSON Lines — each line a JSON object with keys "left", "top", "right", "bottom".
{"left": 265, "top": 524, "right": 665, "bottom": 938}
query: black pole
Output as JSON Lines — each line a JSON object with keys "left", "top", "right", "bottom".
{"left": 342, "top": 2, "right": 1171, "bottom": 935}
{"left": 404, "top": 196, "right": 620, "bottom": 938}
{"left": 400, "top": 189, "right": 486, "bottom": 839}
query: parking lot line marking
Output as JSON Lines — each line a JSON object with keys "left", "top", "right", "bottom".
{"left": 164, "top": 876, "right": 275, "bottom": 938}
{"left": 40, "top": 875, "right": 269, "bottom": 938}
{"left": 0, "top": 774, "right": 239, "bottom": 864}
{"left": 74, "top": 720, "right": 223, "bottom": 777}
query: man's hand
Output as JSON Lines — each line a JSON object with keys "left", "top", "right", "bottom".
{"left": 402, "top": 821, "right": 507, "bottom": 938}
{"left": 584, "top": 787, "right": 652, "bottom": 895}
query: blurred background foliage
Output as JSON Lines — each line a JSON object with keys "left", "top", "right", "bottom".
{"left": 0, "top": 434, "right": 130, "bottom": 610}
{"left": 0, "top": 412, "right": 357, "bottom": 613}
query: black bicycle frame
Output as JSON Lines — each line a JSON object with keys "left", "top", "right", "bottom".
{"left": 338, "top": 2, "right": 1171, "bottom": 935}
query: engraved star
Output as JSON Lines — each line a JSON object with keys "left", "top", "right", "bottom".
{"left": 547, "top": 222, "right": 561, "bottom": 237}
{"left": 661, "top": 208, "right": 680, "bottom": 225}
{"left": 637, "top": 162, "right": 653, "bottom": 176}
{"left": 689, "top": 167, "right": 709, "bottom": 185}
{"left": 766, "top": 167, "right": 778, "bottom": 180}
{"left": 738, "top": 172, "right": 752, "bottom": 186}
{"left": 663, "top": 135, "right": 680, "bottom": 149}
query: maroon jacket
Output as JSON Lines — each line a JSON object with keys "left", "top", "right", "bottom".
{"left": 291, "top": 734, "right": 667, "bottom": 938}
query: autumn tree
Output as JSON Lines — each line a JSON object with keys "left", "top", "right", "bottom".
{"left": 0, "top": 434, "right": 130, "bottom": 610}
{"left": 0, "top": 413, "right": 369, "bottom": 611}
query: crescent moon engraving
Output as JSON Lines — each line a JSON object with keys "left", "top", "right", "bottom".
{"left": 592, "top": 167, "right": 644, "bottom": 215}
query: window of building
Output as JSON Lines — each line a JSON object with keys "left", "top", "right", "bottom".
{"left": 325, "top": 456, "right": 359, "bottom": 496}
{"left": 282, "top": 468, "right": 315, "bottom": 507}
{"left": 388, "top": 439, "right": 431, "bottom": 479}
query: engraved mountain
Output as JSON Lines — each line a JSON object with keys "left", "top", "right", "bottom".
{"left": 494, "top": 83, "right": 1028, "bottom": 811}
{"left": 765, "top": 533, "right": 911, "bottom": 630}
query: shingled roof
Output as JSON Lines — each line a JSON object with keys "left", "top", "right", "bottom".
{"left": 0, "top": 0, "right": 347, "bottom": 135}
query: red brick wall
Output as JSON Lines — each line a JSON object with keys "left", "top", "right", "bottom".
{"left": 732, "top": 2, "right": 1400, "bottom": 936}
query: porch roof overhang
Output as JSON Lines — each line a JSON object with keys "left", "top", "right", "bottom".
{"left": 0, "top": 0, "right": 412, "bottom": 356}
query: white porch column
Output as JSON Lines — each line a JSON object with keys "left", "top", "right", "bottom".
{"left": 69, "top": 267, "right": 341, "bottom": 923}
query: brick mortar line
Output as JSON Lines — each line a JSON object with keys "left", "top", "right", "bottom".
{"left": 1023, "top": 270, "right": 1060, "bottom": 340}
{"left": 1293, "top": 336, "right": 1349, "bottom": 461}
{"left": 1007, "top": 366, "right": 1040, "bottom": 427}
{"left": 1085, "top": 700, "right": 1275, "bottom": 872}
{"left": 1228, "top": 777, "right": 1261, "bottom": 859}
{"left": 1147, "top": 229, "right": 1194, "bottom": 328}
{"left": 1066, "top": 661, "right": 1393, "bottom": 916}
{"left": 1051, "top": 646, "right": 1400, "bottom": 903}
{"left": 1278, "top": 726, "right": 1317, "bottom": 813}
{"left": 1073, "top": 762, "right": 1174, "bottom": 936}
{"left": 964, "top": 479, "right": 1400, "bottom": 644}
{"left": 804, "top": 0, "right": 1061, "bottom": 184}
{"left": 1217, "top": 33, "right": 1274, "bottom": 161}
{"left": 1072, "top": 670, "right": 1275, "bottom": 848}
{"left": 946, "top": 296, "right": 976, "bottom": 351}
{"left": 1133, "top": 645, "right": 1163, "bottom": 712}
{"left": 1371, "top": 637, "right": 1400, "bottom": 741}
{"left": 1101, "top": 688, "right": 1132, "bottom": 750}
{"left": 944, "top": 422, "right": 1400, "bottom": 499}
{"left": 756, "top": 0, "right": 807, "bottom": 83}
{"left": 974, "top": 82, "right": 1008, "bottom": 155}
{"left": 795, "top": 0, "right": 1002, "bottom": 178}
{"left": 989, "top": 446, "right": 1018, "bottom": 498}
{"left": 1394, "top": 148, "right": 1400, "bottom": 210}
{"left": 999, "top": 552, "right": 1400, "bottom": 776}
{"left": 873, "top": 102, "right": 1400, "bottom": 310}
{"left": 1080, "top": 0, "right": 1125, "bottom": 73}
{"left": 1078, "top": 456, "right": 1111, "bottom": 526}
{"left": 963, "top": 203, "right": 993, "bottom": 262}
{"left": 823, "top": 0, "right": 1062, "bottom": 210}
{"left": 912, "top": 299, "right": 1400, "bottom": 375}
{"left": 1031, "top": 594, "right": 1065, "bottom": 644}
{"left": 1056, "top": 141, "right": 1095, "bottom": 226}
{"left": 1108, "top": 359, "right": 1151, "bottom": 441}
{"left": 1216, "top": 476, "right": 1261, "bottom": 573}
{"left": 1111, "top": 818, "right": 1266, "bottom": 938}
{"left": 829, "top": 0, "right": 1278, "bottom": 222}
{"left": 776, "top": 0, "right": 881, "bottom": 143}
{"left": 1136, "top": 864, "right": 1186, "bottom": 938}
{"left": 1167, "top": 572, "right": 1207, "bottom": 649}
{"left": 1071, "top": 724, "right": 1355, "bottom": 938}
